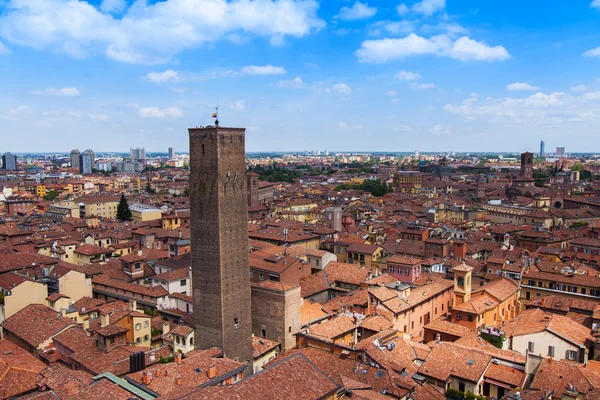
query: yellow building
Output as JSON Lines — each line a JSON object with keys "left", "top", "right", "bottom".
{"left": 36, "top": 184, "right": 47, "bottom": 197}
{"left": 130, "top": 203, "right": 162, "bottom": 222}
{"left": 162, "top": 210, "right": 190, "bottom": 230}
{"left": 451, "top": 264, "right": 521, "bottom": 332}
{"left": 58, "top": 270, "right": 92, "bottom": 302}
{"left": 79, "top": 196, "right": 120, "bottom": 219}
{"left": 0, "top": 278, "right": 48, "bottom": 328}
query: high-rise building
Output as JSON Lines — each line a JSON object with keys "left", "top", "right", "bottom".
{"left": 520, "top": 152, "right": 533, "bottom": 179}
{"left": 84, "top": 149, "right": 95, "bottom": 165}
{"left": 80, "top": 150, "right": 93, "bottom": 174}
{"left": 70, "top": 149, "right": 81, "bottom": 169}
{"left": 168, "top": 147, "right": 175, "bottom": 159}
{"left": 539, "top": 141, "right": 545, "bottom": 158}
{"left": 189, "top": 125, "right": 253, "bottom": 368}
{"left": 2, "top": 152, "right": 17, "bottom": 171}
{"left": 556, "top": 147, "right": 565, "bottom": 156}
{"left": 415, "top": 150, "right": 420, "bottom": 159}
{"left": 130, "top": 147, "right": 145, "bottom": 160}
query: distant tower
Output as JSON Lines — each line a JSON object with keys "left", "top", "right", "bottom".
{"left": 324, "top": 207, "right": 342, "bottom": 232}
{"left": 415, "top": 150, "right": 420, "bottom": 159}
{"left": 556, "top": 147, "right": 565, "bottom": 157}
{"left": 70, "top": 149, "right": 81, "bottom": 169}
{"left": 168, "top": 147, "right": 175, "bottom": 160}
{"left": 539, "top": 141, "right": 545, "bottom": 158}
{"left": 84, "top": 149, "right": 95, "bottom": 165}
{"left": 247, "top": 172, "right": 259, "bottom": 207}
{"left": 520, "top": 152, "right": 533, "bottom": 179}
{"left": 1, "top": 153, "right": 17, "bottom": 171}
{"left": 189, "top": 125, "right": 253, "bottom": 368}
{"left": 452, "top": 263, "right": 473, "bottom": 305}
{"left": 80, "top": 150, "right": 93, "bottom": 174}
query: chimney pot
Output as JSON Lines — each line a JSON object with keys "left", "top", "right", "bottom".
{"left": 143, "top": 372, "right": 152, "bottom": 385}
{"left": 207, "top": 366, "right": 216, "bottom": 379}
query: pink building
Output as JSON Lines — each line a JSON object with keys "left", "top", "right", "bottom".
{"left": 386, "top": 255, "right": 422, "bottom": 284}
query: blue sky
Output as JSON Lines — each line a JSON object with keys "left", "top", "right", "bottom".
{"left": 1, "top": 0, "right": 600, "bottom": 153}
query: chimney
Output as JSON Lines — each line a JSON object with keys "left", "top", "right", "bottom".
{"left": 176, "top": 377, "right": 182, "bottom": 386}
{"left": 143, "top": 372, "right": 152, "bottom": 385}
{"left": 174, "top": 352, "right": 182, "bottom": 365}
{"left": 129, "top": 300, "right": 137, "bottom": 312}
{"left": 100, "top": 313, "right": 110, "bottom": 328}
{"left": 82, "top": 319, "right": 90, "bottom": 331}
{"left": 162, "top": 322, "right": 170, "bottom": 335}
{"left": 206, "top": 366, "right": 216, "bottom": 379}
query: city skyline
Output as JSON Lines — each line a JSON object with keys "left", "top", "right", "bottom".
{"left": 2, "top": 0, "right": 600, "bottom": 152}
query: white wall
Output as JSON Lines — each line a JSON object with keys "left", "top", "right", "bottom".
{"left": 512, "top": 331, "right": 584, "bottom": 363}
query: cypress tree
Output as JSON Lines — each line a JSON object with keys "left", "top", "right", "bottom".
{"left": 117, "top": 194, "right": 132, "bottom": 221}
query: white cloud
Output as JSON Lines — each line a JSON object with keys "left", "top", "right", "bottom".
{"left": 571, "top": 84, "right": 591, "bottom": 92}
{"left": 395, "top": 70, "right": 421, "bottom": 81}
{"left": 88, "top": 113, "right": 109, "bottom": 121}
{"left": 229, "top": 100, "right": 246, "bottom": 110}
{"left": 276, "top": 77, "right": 304, "bottom": 89}
{"left": 146, "top": 70, "right": 179, "bottom": 83}
{"left": 592, "top": 0, "right": 600, "bottom": 9}
{"left": 172, "top": 87, "right": 188, "bottom": 93}
{"left": 0, "top": 40, "right": 10, "bottom": 55}
{"left": 356, "top": 33, "right": 510, "bottom": 63}
{"left": 393, "top": 125, "right": 413, "bottom": 131}
{"left": 99, "top": 0, "right": 126, "bottom": 13}
{"left": 332, "top": 83, "right": 352, "bottom": 95}
{"left": 385, "top": 90, "right": 398, "bottom": 97}
{"left": 583, "top": 47, "right": 600, "bottom": 57}
{"left": 369, "top": 20, "right": 415, "bottom": 36}
{"left": 412, "top": 0, "right": 445, "bottom": 16}
{"left": 396, "top": 4, "right": 409, "bottom": 15}
{"left": 506, "top": 82, "right": 539, "bottom": 91}
{"left": 409, "top": 82, "right": 435, "bottom": 90}
{"left": 0, "top": 0, "right": 325, "bottom": 64}
{"left": 442, "top": 91, "right": 600, "bottom": 127}
{"left": 31, "top": 87, "right": 81, "bottom": 96}
{"left": 241, "top": 65, "right": 287, "bottom": 75}
{"left": 0, "top": 105, "right": 31, "bottom": 121}
{"left": 338, "top": 122, "right": 362, "bottom": 129}
{"left": 138, "top": 107, "right": 183, "bottom": 119}
{"left": 430, "top": 124, "right": 451, "bottom": 135}
{"left": 335, "top": 2, "right": 377, "bottom": 20}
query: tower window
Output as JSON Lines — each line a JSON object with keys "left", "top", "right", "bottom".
{"left": 234, "top": 317, "right": 239, "bottom": 329}
{"left": 202, "top": 144, "right": 205, "bottom": 155}
{"left": 262, "top": 328, "right": 266, "bottom": 338}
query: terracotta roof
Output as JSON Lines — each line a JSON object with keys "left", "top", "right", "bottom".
{"left": 471, "top": 276, "right": 519, "bottom": 302}
{"left": 503, "top": 308, "right": 593, "bottom": 347}
{"left": 1, "top": 304, "right": 75, "bottom": 348}
{"left": 92, "top": 274, "right": 169, "bottom": 298}
{"left": 309, "top": 315, "right": 356, "bottom": 341}
{"left": 171, "top": 324, "right": 193, "bottom": 337}
{"left": 179, "top": 353, "right": 339, "bottom": 400}
{"left": 418, "top": 342, "right": 492, "bottom": 383}
{"left": 484, "top": 362, "right": 525, "bottom": 387}
{"left": 153, "top": 267, "right": 190, "bottom": 281}
{"left": 0, "top": 339, "right": 47, "bottom": 398}
{"left": 252, "top": 336, "right": 280, "bottom": 358}
{"left": 531, "top": 358, "right": 600, "bottom": 398}
{"left": 424, "top": 319, "right": 472, "bottom": 338}
{"left": 74, "top": 243, "right": 113, "bottom": 256}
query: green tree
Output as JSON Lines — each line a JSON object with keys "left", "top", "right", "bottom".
{"left": 117, "top": 194, "right": 132, "bottom": 221}
{"left": 43, "top": 190, "right": 59, "bottom": 201}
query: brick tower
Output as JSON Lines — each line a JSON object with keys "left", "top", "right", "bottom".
{"left": 189, "top": 125, "right": 253, "bottom": 367}
{"left": 520, "top": 152, "right": 533, "bottom": 179}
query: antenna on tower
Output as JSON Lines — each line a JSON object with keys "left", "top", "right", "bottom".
{"left": 283, "top": 228, "right": 288, "bottom": 256}
{"left": 212, "top": 97, "right": 220, "bottom": 127}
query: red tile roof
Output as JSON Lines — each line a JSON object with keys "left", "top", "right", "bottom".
{"left": 1, "top": 304, "right": 75, "bottom": 348}
{"left": 0, "top": 339, "right": 47, "bottom": 398}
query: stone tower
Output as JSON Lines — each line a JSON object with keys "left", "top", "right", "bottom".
{"left": 247, "top": 172, "right": 259, "bottom": 207}
{"left": 189, "top": 125, "right": 253, "bottom": 367}
{"left": 520, "top": 152, "right": 533, "bottom": 179}
{"left": 451, "top": 263, "right": 473, "bottom": 305}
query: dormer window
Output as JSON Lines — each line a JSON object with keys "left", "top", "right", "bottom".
{"left": 134, "top": 262, "right": 141, "bottom": 270}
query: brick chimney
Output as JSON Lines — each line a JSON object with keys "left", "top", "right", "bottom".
{"left": 206, "top": 366, "right": 216, "bottom": 379}
{"left": 143, "top": 372, "right": 152, "bottom": 385}
{"left": 174, "top": 352, "right": 182, "bottom": 365}
{"left": 129, "top": 299, "right": 137, "bottom": 312}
